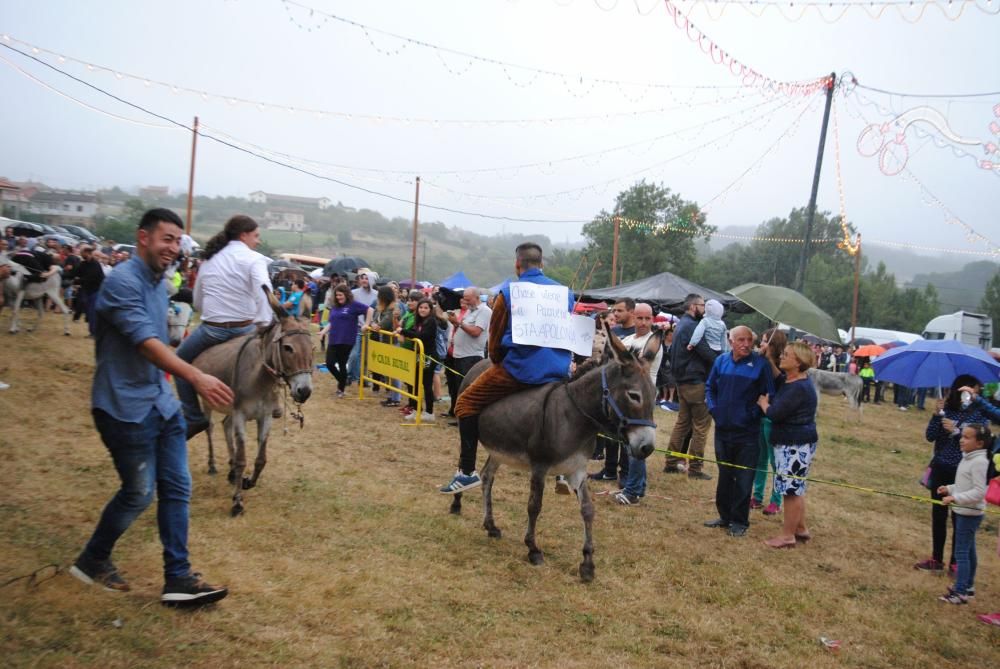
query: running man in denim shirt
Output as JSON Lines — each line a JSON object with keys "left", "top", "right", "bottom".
{"left": 70, "top": 208, "right": 235, "bottom": 607}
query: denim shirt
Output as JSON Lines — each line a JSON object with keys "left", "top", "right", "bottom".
{"left": 92, "top": 255, "right": 180, "bottom": 423}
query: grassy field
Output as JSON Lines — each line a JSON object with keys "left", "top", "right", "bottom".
{"left": 1, "top": 318, "right": 998, "bottom": 668}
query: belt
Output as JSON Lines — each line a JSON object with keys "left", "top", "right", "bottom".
{"left": 203, "top": 319, "right": 254, "bottom": 329}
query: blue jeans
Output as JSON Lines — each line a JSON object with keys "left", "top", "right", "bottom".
{"left": 621, "top": 453, "right": 646, "bottom": 498}
{"left": 175, "top": 322, "right": 256, "bottom": 422}
{"left": 952, "top": 513, "right": 983, "bottom": 595}
{"left": 346, "top": 331, "right": 362, "bottom": 384}
{"left": 83, "top": 408, "right": 192, "bottom": 580}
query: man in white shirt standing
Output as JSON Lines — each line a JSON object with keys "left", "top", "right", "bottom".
{"left": 614, "top": 302, "right": 663, "bottom": 506}
{"left": 176, "top": 215, "right": 273, "bottom": 439}
{"left": 441, "top": 287, "right": 491, "bottom": 419}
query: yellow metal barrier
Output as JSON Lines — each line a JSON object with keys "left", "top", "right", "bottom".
{"left": 359, "top": 330, "right": 429, "bottom": 426}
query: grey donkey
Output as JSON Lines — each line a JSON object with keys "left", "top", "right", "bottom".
{"left": 808, "top": 367, "right": 863, "bottom": 415}
{"left": 451, "top": 321, "right": 660, "bottom": 582}
{"left": 193, "top": 287, "right": 314, "bottom": 516}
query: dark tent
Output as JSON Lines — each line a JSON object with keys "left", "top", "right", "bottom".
{"left": 579, "top": 271, "right": 747, "bottom": 314}
{"left": 439, "top": 271, "right": 474, "bottom": 290}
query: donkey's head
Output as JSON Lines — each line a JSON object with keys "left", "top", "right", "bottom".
{"left": 263, "top": 286, "right": 314, "bottom": 403}
{"left": 600, "top": 318, "right": 661, "bottom": 460}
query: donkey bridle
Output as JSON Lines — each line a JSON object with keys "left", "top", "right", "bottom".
{"left": 564, "top": 365, "right": 657, "bottom": 437}
{"left": 262, "top": 329, "right": 314, "bottom": 382}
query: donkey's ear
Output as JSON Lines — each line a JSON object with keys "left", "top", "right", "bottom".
{"left": 264, "top": 284, "right": 289, "bottom": 319}
{"left": 605, "top": 322, "right": 633, "bottom": 364}
{"left": 637, "top": 329, "right": 664, "bottom": 372}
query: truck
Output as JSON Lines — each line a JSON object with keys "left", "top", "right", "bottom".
{"left": 922, "top": 311, "right": 993, "bottom": 350}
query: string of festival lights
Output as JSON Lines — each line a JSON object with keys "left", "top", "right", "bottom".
{"left": 843, "top": 93, "right": 1000, "bottom": 257}
{"left": 507, "top": 0, "right": 998, "bottom": 22}
{"left": 846, "top": 87, "right": 1000, "bottom": 178}
{"left": 0, "top": 34, "right": 777, "bottom": 128}
{"left": 663, "top": 0, "right": 831, "bottom": 95}
{"left": 2, "top": 35, "right": 994, "bottom": 258}
{"left": 665, "top": 0, "right": 999, "bottom": 22}
{"left": 275, "top": 0, "right": 827, "bottom": 99}
{"left": 421, "top": 95, "right": 813, "bottom": 203}
{"left": 831, "top": 95, "right": 860, "bottom": 255}
{"left": 197, "top": 92, "right": 795, "bottom": 180}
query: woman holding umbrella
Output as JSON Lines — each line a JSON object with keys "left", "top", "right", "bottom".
{"left": 915, "top": 374, "right": 1000, "bottom": 573}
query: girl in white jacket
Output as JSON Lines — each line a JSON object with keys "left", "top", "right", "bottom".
{"left": 937, "top": 423, "right": 992, "bottom": 604}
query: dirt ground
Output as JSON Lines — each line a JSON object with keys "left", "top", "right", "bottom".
{"left": 1, "top": 317, "right": 998, "bottom": 668}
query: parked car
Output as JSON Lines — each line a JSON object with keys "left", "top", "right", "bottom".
{"left": 54, "top": 224, "right": 99, "bottom": 243}
{"left": 37, "top": 233, "right": 81, "bottom": 248}
{"left": 112, "top": 243, "right": 137, "bottom": 256}
{"left": 1, "top": 217, "right": 47, "bottom": 238}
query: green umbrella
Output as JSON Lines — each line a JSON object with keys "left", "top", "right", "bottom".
{"left": 727, "top": 283, "right": 842, "bottom": 343}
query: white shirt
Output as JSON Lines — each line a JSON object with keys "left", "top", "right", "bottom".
{"left": 622, "top": 330, "right": 663, "bottom": 386}
{"left": 193, "top": 240, "right": 273, "bottom": 325}
{"left": 452, "top": 304, "right": 492, "bottom": 358}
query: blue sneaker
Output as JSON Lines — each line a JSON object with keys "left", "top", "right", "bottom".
{"left": 439, "top": 470, "right": 482, "bottom": 495}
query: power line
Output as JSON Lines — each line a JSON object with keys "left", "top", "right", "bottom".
{"left": 853, "top": 80, "right": 1000, "bottom": 100}
{"left": 0, "top": 42, "right": 590, "bottom": 225}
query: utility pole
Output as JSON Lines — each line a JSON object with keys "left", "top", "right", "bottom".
{"left": 185, "top": 116, "right": 199, "bottom": 236}
{"left": 421, "top": 238, "right": 427, "bottom": 275}
{"left": 795, "top": 73, "right": 836, "bottom": 293}
{"left": 410, "top": 176, "right": 420, "bottom": 286}
{"left": 610, "top": 215, "right": 621, "bottom": 287}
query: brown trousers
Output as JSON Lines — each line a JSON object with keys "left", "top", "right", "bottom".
{"left": 454, "top": 363, "right": 531, "bottom": 419}
{"left": 666, "top": 383, "right": 712, "bottom": 473}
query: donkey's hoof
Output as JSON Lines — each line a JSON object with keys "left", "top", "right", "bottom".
{"left": 528, "top": 551, "right": 544, "bottom": 566}
{"left": 449, "top": 499, "right": 462, "bottom": 515}
{"left": 230, "top": 503, "right": 244, "bottom": 517}
{"left": 579, "top": 563, "right": 595, "bottom": 583}
{"left": 484, "top": 525, "right": 502, "bottom": 539}
{"left": 227, "top": 470, "right": 237, "bottom": 485}
{"left": 241, "top": 477, "right": 255, "bottom": 490}
{"left": 208, "top": 465, "right": 218, "bottom": 475}
{"left": 64, "top": 332, "right": 71, "bottom": 337}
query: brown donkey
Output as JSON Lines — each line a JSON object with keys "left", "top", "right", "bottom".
{"left": 193, "top": 288, "right": 314, "bottom": 516}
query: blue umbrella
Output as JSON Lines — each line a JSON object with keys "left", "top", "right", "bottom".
{"left": 871, "top": 339, "right": 1000, "bottom": 389}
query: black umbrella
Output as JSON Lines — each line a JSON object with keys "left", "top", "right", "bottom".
{"left": 323, "top": 256, "right": 371, "bottom": 277}
{"left": 268, "top": 259, "right": 304, "bottom": 272}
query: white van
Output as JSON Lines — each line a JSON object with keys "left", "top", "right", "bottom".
{"left": 842, "top": 326, "right": 923, "bottom": 346}
{"left": 923, "top": 311, "right": 993, "bottom": 350}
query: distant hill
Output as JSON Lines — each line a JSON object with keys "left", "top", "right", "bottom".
{"left": 907, "top": 260, "right": 1000, "bottom": 313}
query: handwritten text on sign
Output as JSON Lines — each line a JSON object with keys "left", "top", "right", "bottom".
{"left": 509, "top": 282, "right": 594, "bottom": 357}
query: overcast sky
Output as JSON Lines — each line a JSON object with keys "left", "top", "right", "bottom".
{"left": 1, "top": 0, "right": 997, "bottom": 257}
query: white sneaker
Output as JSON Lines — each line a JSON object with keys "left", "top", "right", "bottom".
{"left": 404, "top": 411, "right": 435, "bottom": 423}
{"left": 0, "top": 381, "right": 9, "bottom": 390}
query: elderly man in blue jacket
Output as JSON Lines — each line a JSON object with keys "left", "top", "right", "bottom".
{"left": 703, "top": 325, "right": 775, "bottom": 537}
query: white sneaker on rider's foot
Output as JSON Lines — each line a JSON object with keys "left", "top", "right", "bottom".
{"left": 0, "top": 381, "right": 9, "bottom": 390}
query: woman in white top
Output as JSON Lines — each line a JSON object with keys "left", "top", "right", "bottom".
{"left": 175, "top": 215, "right": 273, "bottom": 439}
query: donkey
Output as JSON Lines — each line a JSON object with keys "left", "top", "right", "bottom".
{"left": 166, "top": 301, "right": 193, "bottom": 347}
{"left": 808, "top": 368, "right": 863, "bottom": 415}
{"left": 2, "top": 265, "right": 71, "bottom": 335}
{"left": 192, "top": 288, "right": 314, "bottom": 516}
{"left": 451, "top": 322, "right": 660, "bottom": 582}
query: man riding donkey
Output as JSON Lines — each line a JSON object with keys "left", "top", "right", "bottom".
{"left": 176, "top": 215, "right": 274, "bottom": 440}
{"left": 439, "top": 242, "right": 574, "bottom": 494}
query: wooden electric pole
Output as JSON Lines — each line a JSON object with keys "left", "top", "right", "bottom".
{"left": 410, "top": 177, "right": 420, "bottom": 287}
{"left": 795, "top": 73, "right": 836, "bottom": 293}
{"left": 185, "top": 116, "right": 199, "bottom": 236}
{"left": 849, "top": 234, "right": 862, "bottom": 345}
{"left": 610, "top": 215, "right": 621, "bottom": 287}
